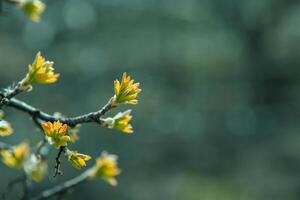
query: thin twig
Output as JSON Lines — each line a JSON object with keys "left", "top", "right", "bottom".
{"left": 32, "top": 113, "right": 49, "bottom": 159}
{"left": 0, "top": 82, "right": 25, "bottom": 107}
{"left": 6, "top": 97, "right": 113, "bottom": 127}
{"left": 34, "top": 138, "right": 47, "bottom": 159}
{"left": 32, "top": 112, "right": 43, "bottom": 130}
{"left": 32, "top": 169, "right": 91, "bottom": 200}
{"left": 54, "top": 146, "right": 65, "bottom": 177}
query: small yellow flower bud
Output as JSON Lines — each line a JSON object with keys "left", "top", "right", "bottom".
{"left": 23, "top": 52, "right": 59, "bottom": 86}
{"left": 42, "top": 121, "right": 70, "bottom": 148}
{"left": 17, "top": 0, "right": 45, "bottom": 22}
{"left": 102, "top": 110, "right": 133, "bottom": 134}
{"left": 112, "top": 73, "right": 141, "bottom": 106}
{"left": 66, "top": 149, "right": 91, "bottom": 169}
{"left": 0, "top": 120, "right": 13, "bottom": 136}
{"left": 24, "top": 155, "right": 48, "bottom": 182}
{"left": 1, "top": 142, "right": 29, "bottom": 169}
{"left": 89, "top": 151, "right": 121, "bottom": 186}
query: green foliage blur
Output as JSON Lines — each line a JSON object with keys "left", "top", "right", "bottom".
{"left": 1, "top": 0, "right": 300, "bottom": 199}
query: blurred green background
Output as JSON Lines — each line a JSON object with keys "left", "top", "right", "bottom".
{"left": 1, "top": 0, "right": 300, "bottom": 199}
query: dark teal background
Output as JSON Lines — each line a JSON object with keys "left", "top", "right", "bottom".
{"left": 1, "top": 0, "right": 300, "bottom": 199}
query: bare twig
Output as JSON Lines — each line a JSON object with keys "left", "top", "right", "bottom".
{"left": 32, "top": 112, "right": 43, "bottom": 130}
{"left": 32, "top": 113, "right": 49, "bottom": 159}
{"left": 34, "top": 137, "right": 47, "bottom": 159}
{"left": 6, "top": 97, "right": 113, "bottom": 127}
{"left": 0, "top": 81, "right": 26, "bottom": 107}
{"left": 32, "top": 169, "right": 91, "bottom": 200}
{"left": 54, "top": 146, "right": 65, "bottom": 177}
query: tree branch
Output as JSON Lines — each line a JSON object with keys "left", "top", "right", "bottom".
{"left": 34, "top": 137, "right": 48, "bottom": 159}
{"left": 1, "top": 94, "right": 113, "bottom": 180}
{"left": 54, "top": 146, "right": 65, "bottom": 177}
{"left": 5, "top": 97, "right": 112, "bottom": 127}
{"left": 32, "top": 169, "right": 91, "bottom": 200}
{"left": 32, "top": 115, "right": 49, "bottom": 159}
{"left": 0, "top": 79, "right": 118, "bottom": 199}
{"left": 0, "top": 80, "right": 27, "bottom": 108}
